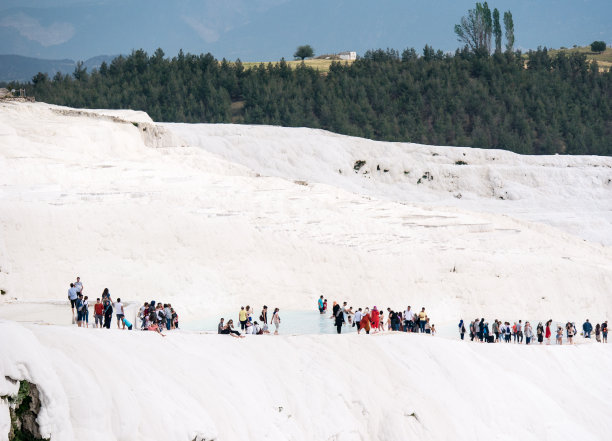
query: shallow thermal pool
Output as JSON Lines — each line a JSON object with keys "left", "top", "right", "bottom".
{"left": 183, "top": 310, "right": 361, "bottom": 335}
{"left": 0, "top": 301, "right": 582, "bottom": 345}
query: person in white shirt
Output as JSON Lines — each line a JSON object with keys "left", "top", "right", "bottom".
{"left": 74, "top": 276, "right": 83, "bottom": 295}
{"left": 114, "top": 298, "right": 125, "bottom": 329}
{"left": 253, "top": 322, "right": 262, "bottom": 335}
{"left": 354, "top": 308, "right": 363, "bottom": 333}
{"left": 404, "top": 306, "right": 414, "bottom": 332}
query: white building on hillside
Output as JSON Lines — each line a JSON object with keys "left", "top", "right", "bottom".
{"left": 338, "top": 51, "right": 356, "bottom": 61}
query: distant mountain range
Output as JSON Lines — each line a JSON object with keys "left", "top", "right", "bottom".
{"left": 0, "top": 54, "right": 117, "bottom": 83}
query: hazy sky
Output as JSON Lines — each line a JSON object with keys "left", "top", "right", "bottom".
{"left": 1, "top": 0, "right": 610, "bottom": 60}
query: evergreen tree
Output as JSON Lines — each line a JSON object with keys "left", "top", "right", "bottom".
{"left": 493, "top": 8, "right": 502, "bottom": 53}
{"left": 503, "top": 11, "right": 514, "bottom": 53}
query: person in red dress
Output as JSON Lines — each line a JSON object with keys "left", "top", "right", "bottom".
{"left": 360, "top": 308, "right": 372, "bottom": 334}
{"left": 545, "top": 319, "right": 552, "bottom": 344}
{"left": 371, "top": 306, "right": 380, "bottom": 333}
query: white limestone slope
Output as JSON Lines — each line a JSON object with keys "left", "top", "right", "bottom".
{"left": 0, "top": 102, "right": 611, "bottom": 321}
{"left": 2, "top": 320, "right": 612, "bottom": 441}
{"left": 1, "top": 102, "right": 612, "bottom": 441}
{"left": 167, "top": 123, "right": 612, "bottom": 245}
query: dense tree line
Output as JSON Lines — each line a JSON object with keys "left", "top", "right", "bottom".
{"left": 11, "top": 46, "right": 612, "bottom": 156}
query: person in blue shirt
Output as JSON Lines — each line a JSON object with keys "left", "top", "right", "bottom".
{"left": 67, "top": 283, "right": 78, "bottom": 320}
{"left": 75, "top": 294, "right": 84, "bottom": 327}
{"left": 122, "top": 317, "right": 133, "bottom": 330}
{"left": 318, "top": 295, "right": 324, "bottom": 314}
{"left": 583, "top": 319, "right": 593, "bottom": 338}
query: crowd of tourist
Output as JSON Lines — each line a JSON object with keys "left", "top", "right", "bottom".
{"left": 69, "top": 279, "right": 607, "bottom": 345}
{"left": 322, "top": 297, "right": 436, "bottom": 335}
{"left": 217, "top": 305, "right": 281, "bottom": 337}
{"left": 67, "top": 276, "right": 179, "bottom": 334}
{"left": 460, "top": 318, "right": 608, "bottom": 344}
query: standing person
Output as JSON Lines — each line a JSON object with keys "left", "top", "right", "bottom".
{"left": 517, "top": 320, "right": 523, "bottom": 344}
{"left": 260, "top": 305, "right": 269, "bottom": 333}
{"left": 404, "top": 306, "right": 414, "bottom": 332}
{"left": 172, "top": 308, "right": 179, "bottom": 329}
{"left": 323, "top": 299, "right": 328, "bottom": 313}
{"left": 602, "top": 321, "right": 608, "bottom": 343}
{"left": 139, "top": 302, "right": 149, "bottom": 329}
{"left": 371, "top": 307, "right": 380, "bottom": 333}
{"left": 114, "top": 298, "right": 125, "bottom": 329}
{"left": 545, "top": 320, "right": 552, "bottom": 344}
{"left": 378, "top": 311, "right": 385, "bottom": 332}
{"left": 424, "top": 318, "right": 432, "bottom": 334}
{"left": 271, "top": 308, "right": 281, "bottom": 335}
{"left": 492, "top": 320, "right": 500, "bottom": 342}
{"left": 556, "top": 326, "right": 563, "bottom": 345}
{"left": 346, "top": 307, "right": 354, "bottom": 326}
{"left": 239, "top": 306, "right": 247, "bottom": 331}
{"left": 583, "top": 319, "right": 592, "bottom": 338}
{"left": 94, "top": 298, "right": 104, "bottom": 328}
{"left": 430, "top": 324, "right": 436, "bottom": 336}
{"left": 164, "top": 304, "right": 173, "bottom": 330}
{"left": 67, "top": 283, "right": 78, "bottom": 320}
{"left": 354, "top": 308, "right": 363, "bottom": 334}
{"left": 459, "top": 319, "right": 466, "bottom": 340}
{"left": 218, "top": 318, "right": 225, "bottom": 334}
{"left": 74, "top": 276, "right": 83, "bottom": 295}
{"left": 318, "top": 296, "right": 324, "bottom": 314}
{"left": 478, "top": 319, "right": 485, "bottom": 342}
{"left": 103, "top": 297, "right": 113, "bottom": 329}
{"left": 389, "top": 310, "right": 398, "bottom": 331}
{"left": 418, "top": 308, "right": 427, "bottom": 333}
{"left": 156, "top": 304, "right": 165, "bottom": 327}
{"left": 567, "top": 322, "right": 575, "bottom": 344}
{"left": 595, "top": 324, "right": 602, "bottom": 342}
{"left": 101, "top": 288, "right": 110, "bottom": 301}
{"left": 75, "top": 294, "right": 84, "bottom": 327}
{"left": 512, "top": 322, "right": 517, "bottom": 343}
{"left": 331, "top": 301, "right": 339, "bottom": 319}
{"left": 82, "top": 296, "right": 90, "bottom": 328}
{"left": 524, "top": 322, "right": 533, "bottom": 345}
{"left": 536, "top": 322, "right": 544, "bottom": 344}
{"left": 334, "top": 305, "right": 345, "bottom": 334}
{"left": 505, "top": 322, "right": 512, "bottom": 343}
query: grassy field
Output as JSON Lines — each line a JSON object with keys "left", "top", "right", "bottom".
{"left": 239, "top": 58, "right": 354, "bottom": 72}
{"left": 541, "top": 45, "right": 612, "bottom": 71}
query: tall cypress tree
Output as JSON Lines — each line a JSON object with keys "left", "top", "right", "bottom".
{"left": 503, "top": 11, "right": 515, "bottom": 53}
{"left": 493, "top": 8, "right": 502, "bottom": 53}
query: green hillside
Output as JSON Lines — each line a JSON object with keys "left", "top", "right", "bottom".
{"left": 543, "top": 45, "right": 612, "bottom": 71}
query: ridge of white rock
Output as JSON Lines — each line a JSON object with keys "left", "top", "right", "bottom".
{"left": 2, "top": 320, "right": 612, "bottom": 441}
